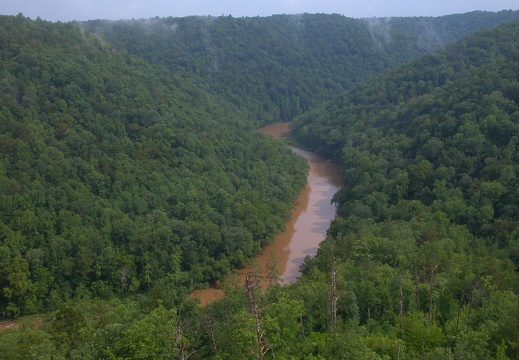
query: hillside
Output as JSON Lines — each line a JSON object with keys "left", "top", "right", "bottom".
{"left": 1, "top": 11, "right": 519, "bottom": 360}
{"left": 289, "top": 20, "right": 519, "bottom": 359}
{"left": 292, "top": 21, "right": 519, "bottom": 231}
{"left": 0, "top": 14, "right": 308, "bottom": 316}
{"left": 80, "top": 10, "right": 519, "bottom": 123}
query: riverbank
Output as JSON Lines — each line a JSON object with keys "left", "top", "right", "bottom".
{"left": 191, "top": 123, "right": 341, "bottom": 304}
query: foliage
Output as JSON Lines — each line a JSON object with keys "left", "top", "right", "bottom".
{"left": 80, "top": 11, "right": 519, "bottom": 124}
{"left": 291, "top": 21, "right": 519, "bottom": 359}
{"left": 2, "top": 10, "right": 519, "bottom": 360}
{"left": 0, "top": 14, "right": 308, "bottom": 317}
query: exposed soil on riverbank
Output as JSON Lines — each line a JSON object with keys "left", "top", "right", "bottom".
{"left": 191, "top": 123, "right": 341, "bottom": 304}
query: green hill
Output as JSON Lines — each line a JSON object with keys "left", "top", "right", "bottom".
{"left": 289, "top": 20, "right": 519, "bottom": 359}
{"left": 0, "top": 14, "right": 308, "bottom": 316}
{"left": 1, "top": 11, "right": 519, "bottom": 360}
{"left": 292, "top": 21, "right": 519, "bottom": 231}
{"left": 80, "top": 11, "right": 519, "bottom": 123}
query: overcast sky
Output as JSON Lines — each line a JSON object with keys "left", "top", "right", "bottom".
{"left": 1, "top": 0, "right": 518, "bottom": 22}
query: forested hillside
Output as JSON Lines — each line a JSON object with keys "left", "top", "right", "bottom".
{"left": 289, "top": 21, "right": 519, "bottom": 358}
{"left": 81, "top": 10, "right": 519, "bottom": 123}
{"left": 0, "top": 14, "right": 308, "bottom": 317}
{"left": 1, "top": 10, "right": 519, "bottom": 360}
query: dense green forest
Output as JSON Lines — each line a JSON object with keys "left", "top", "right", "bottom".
{"left": 289, "top": 21, "right": 519, "bottom": 359}
{"left": 1, "top": 10, "right": 519, "bottom": 360}
{"left": 0, "top": 14, "right": 308, "bottom": 316}
{"left": 80, "top": 10, "right": 519, "bottom": 123}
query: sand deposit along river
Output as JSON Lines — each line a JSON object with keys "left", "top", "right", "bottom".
{"left": 192, "top": 123, "right": 341, "bottom": 303}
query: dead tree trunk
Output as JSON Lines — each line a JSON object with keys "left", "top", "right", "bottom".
{"left": 397, "top": 277, "right": 404, "bottom": 360}
{"left": 175, "top": 320, "right": 195, "bottom": 360}
{"left": 204, "top": 314, "right": 218, "bottom": 354}
{"left": 245, "top": 275, "right": 268, "bottom": 360}
{"left": 399, "top": 278, "right": 404, "bottom": 328}
{"left": 330, "top": 256, "right": 343, "bottom": 332}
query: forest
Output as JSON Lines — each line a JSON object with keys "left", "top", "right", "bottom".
{"left": 0, "top": 13, "right": 309, "bottom": 315}
{"left": 80, "top": 11, "right": 519, "bottom": 123}
{"left": 0, "top": 10, "right": 519, "bottom": 360}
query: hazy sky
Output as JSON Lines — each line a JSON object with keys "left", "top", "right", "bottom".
{"left": 1, "top": 0, "right": 518, "bottom": 22}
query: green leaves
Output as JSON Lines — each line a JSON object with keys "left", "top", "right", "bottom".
{"left": 287, "top": 19, "right": 519, "bottom": 360}
{"left": 111, "top": 306, "right": 178, "bottom": 359}
{"left": 0, "top": 14, "right": 309, "bottom": 315}
{"left": 2, "top": 256, "right": 37, "bottom": 317}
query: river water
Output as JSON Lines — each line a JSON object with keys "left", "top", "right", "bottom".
{"left": 192, "top": 122, "right": 341, "bottom": 303}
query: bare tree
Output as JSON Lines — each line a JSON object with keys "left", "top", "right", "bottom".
{"left": 245, "top": 275, "right": 270, "bottom": 360}
{"left": 428, "top": 263, "right": 439, "bottom": 324}
{"left": 204, "top": 313, "right": 218, "bottom": 354}
{"left": 397, "top": 277, "right": 404, "bottom": 360}
{"left": 118, "top": 267, "right": 130, "bottom": 292}
{"left": 175, "top": 313, "right": 196, "bottom": 360}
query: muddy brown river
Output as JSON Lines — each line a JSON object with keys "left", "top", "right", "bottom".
{"left": 192, "top": 122, "right": 341, "bottom": 303}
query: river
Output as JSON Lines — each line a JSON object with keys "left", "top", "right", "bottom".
{"left": 191, "top": 122, "right": 341, "bottom": 303}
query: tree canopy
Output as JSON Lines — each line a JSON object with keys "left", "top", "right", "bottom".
{"left": 1, "top": 10, "right": 519, "bottom": 360}
{"left": 289, "top": 20, "right": 519, "bottom": 359}
{"left": 0, "top": 14, "right": 308, "bottom": 316}
{"left": 80, "top": 10, "right": 519, "bottom": 123}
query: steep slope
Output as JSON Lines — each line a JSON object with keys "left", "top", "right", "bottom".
{"left": 81, "top": 11, "right": 519, "bottom": 123}
{"left": 292, "top": 21, "right": 519, "bottom": 231}
{"left": 0, "top": 14, "right": 308, "bottom": 316}
{"left": 288, "top": 21, "right": 519, "bottom": 358}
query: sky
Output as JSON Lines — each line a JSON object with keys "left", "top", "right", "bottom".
{"left": 1, "top": 0, "right": 518, "bottom": 22}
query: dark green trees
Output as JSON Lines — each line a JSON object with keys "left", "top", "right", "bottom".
{"left": 290, "top": 20, "right": 519, "bottom": 359}
{"left": 0, "top": 14, "right": 308, "bottom": 316}
{"left": 80, "top": 11, "right": 519, "bottom": 124}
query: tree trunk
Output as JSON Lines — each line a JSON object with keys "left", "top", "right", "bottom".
{"left": 399, "top": 278, "right": 404, "bottom": 328}
{"left": 245, "top": 275, "right": 268, "bottom": 360}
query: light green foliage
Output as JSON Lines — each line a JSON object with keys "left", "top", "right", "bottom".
{"left": 263, "top": 292, "right": 304, "bottom": 353}
{"left": 401, "top": 311, "right": 444, "bottom": 356}
{"left": 110, "top": 306, "right": 178, "bottom": 359}
{"left": 213, "top": 309, "right": 257, "bottom": 359}
{"left": 0, "top": 325, "right": 61, "bottom": 360}
{"left": 50, "top": 305, "right": 87, "bottom": 357}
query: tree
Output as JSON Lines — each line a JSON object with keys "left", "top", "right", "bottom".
{"left": 2, "top": 257, "right": 37, "bottom": 317}
{"left": 111, "top": 306, "right": 179, "bottom": 359}
{"left": 0, "top": 324, "right": 59, "bottom": 360}
{"left": 245, "top": 275, "right": 269, "bottom": 360}
{"left": 50, "top": 305, "right": 87, "bottom": 357}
